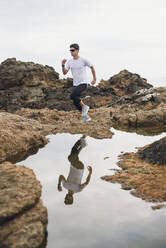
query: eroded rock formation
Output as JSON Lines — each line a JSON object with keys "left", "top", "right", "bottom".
{"left": 109, "top": 87, "right": 166, "bottom": 129}
{"left": 0, "top": 59, "right": 152, "bottom": 112}
{"left": 0, "top": 112, "right": 52, "bottom": 163}
{"left": 0, "top": 162, "right": 47, "bottom": 248}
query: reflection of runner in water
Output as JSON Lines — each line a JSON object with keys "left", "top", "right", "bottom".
{"left": 57, "top": 135, "right": 92, "bottom": 205}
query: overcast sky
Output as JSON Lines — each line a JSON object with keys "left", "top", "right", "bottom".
{"left": 0, "top": 0, "right": 166, "bottom": 86}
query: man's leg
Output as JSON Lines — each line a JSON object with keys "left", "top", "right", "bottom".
{"left": 70, "top": 84, "right": 87, "bottom": 111}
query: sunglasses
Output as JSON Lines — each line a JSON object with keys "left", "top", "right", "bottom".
{"left": 70, "top": 49, "right": 75, "bottom": 52}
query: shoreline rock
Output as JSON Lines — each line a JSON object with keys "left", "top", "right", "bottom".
{"left": 15, "top": 107, "right": 113, "bottom": 139}
{"left": 101, "top": 136, "right": 166, "bottom": 203}
{"left": 110, "top": 87, "right": 166, "bottom": 129}
{"left": 0, "top": 162, "right": 47, "bottom": 248}
{"left": 0, "top": 112, "right": 52, "bottom": 163}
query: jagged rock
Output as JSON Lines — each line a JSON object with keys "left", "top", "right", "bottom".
{"left": 109, "top": 87, "right": 166, "bottom": 130}
{"left": 0, "top": 58, "right": 59, "bottom": 90}
{"left": 0, "top": 59, "right": 152, "bottom": 111}
{"left": 99, "top": 69, "right": 152, "bottom": 95}
{"left": 0, "top": 162, "right": 47, "bottom": 248}
{"left": 101, "top": 136, "right": 166, "bottom": 202}
{"left": 0, "top": 112, "right": 52, "bottom": 163}
{"left": 138, "top": 136, "right": 166, "bottom": 165}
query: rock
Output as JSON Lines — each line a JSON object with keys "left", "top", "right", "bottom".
{"left": 110, "top": 87, "right": 166, "bottom": 130}
{"left": 138, "top": 136, "right": 166, "bottom": 165}
{"left": 0, "top": 162, "right": 41, "bottom": 222}
{"left": 99, "top": 69, "right": 152, "bottom": 96}
{"left": 0, "top": 58, "right": 59, "bottom": 90}
{"left": 15, "top": 107, "right": 113, "bottom": 139}
{"left": 101, "top": 136, "right": 166, "bottom": 203}
{"left": 0, "top": 162, "right": 47, "bottom": 248}
{"left": 0, "top": 112, "right": 52, "bottom": 163}
{"left": 0, "top": 59, "right": 152, "bottom": 112}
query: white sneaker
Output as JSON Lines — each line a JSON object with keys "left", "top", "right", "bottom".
{"left": 80, "top": 116, "right": 91, "bottom": 123}
{"left": 82, "top": 105, "right": 89, "bottom": 117}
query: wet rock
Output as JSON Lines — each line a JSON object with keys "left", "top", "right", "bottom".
{"left": 0, "top": 112, "right": 52, "bottom": 163}
{"left": 0, "top": 162, "right": 47, "bottom": 248}
{"left": 101, "top": 136, "right": 166, "bottom": 203}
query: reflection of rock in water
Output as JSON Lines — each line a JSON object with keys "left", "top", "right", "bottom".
{"left": 151, "top": 204, "right": 166, "bottom": 210}
{"left": 101, "top": 136, "right": 166, "bottom": 203}
{"left": 0, "top": 162, "right": 48, "bottom": 248}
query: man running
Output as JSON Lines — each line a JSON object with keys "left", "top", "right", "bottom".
{"left": 61, "top": 43, "right": 96, "bottom": 122}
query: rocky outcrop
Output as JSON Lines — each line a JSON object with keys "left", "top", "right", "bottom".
{"left": 138, "top": 136, "right": 166, "bottom": 165}
{"left": 0, "top": 59, "right": 152, "bottom": 112}
{"left": 0, "top": 57, "right": 59, "bottom": 90}
{"left": 15, "top": 107, "right": 113, "bottom": 139}
{"left": 101, "top": 136, "right": 166, "bottom": 202}
{"left": 109, "top": 87, "right": 166, "bottom": 130}
{"left": 99, "top": 69, "right": 152, "bottom": 95}
{"left": 0, "top": 112, "right": 52, "bottom": 163}
{"left": 0, "top": 162, "right": 47, "bottom": 248}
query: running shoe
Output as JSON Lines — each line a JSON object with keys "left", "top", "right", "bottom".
{"left": 80, "top": 116, "right": 91, "bottom": 123}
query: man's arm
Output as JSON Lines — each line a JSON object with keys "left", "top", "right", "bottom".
{"left": 62, "top": 59, "right": 68, "bottom": 75}
{"left": 80, "top": 166, "right": 92, "bottom": 189}
{"left": 57, "top": 175, "right": 66, "bottom": 191}
{"left": 90, "top": 66, "right": 96, "bottom": 85}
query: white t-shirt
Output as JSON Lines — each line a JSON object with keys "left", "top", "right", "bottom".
{"left": 65, "top": 57, "right": 92, "bottom": 86}
{"left": 62, "top": 164, "right": 85, "bottom": 193}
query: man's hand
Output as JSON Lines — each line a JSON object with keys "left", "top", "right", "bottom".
{"left": 91, "top": 80, "right": 96, "bottom": 85}
{"left": 87, "top": 166, "right": 92, "bottom": 173}
{"left": 62, "top": 59, "right": 67, "bottom": 66}
{"left": 58, "top": 184, "right": 62, "bottom": 192}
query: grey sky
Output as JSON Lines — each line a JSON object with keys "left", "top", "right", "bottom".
{"left": 0, "top": 0, "right": 166, "bottom": 86}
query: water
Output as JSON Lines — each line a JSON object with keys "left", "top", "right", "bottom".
{"left": 17, "top": 129, "right": 166, "bottom": 248}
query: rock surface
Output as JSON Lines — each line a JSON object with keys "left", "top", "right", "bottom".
{"left": 0, "top": 112, "right": 51, "bottom": 163}
{"left": 0, "top": 59, "right": 152, "bottom": 112}
{"left": 138, "top": 136, "right": 166, "bottom": 165}
{"left": 101, "top": 136, "right": 166, "bottom": 202}
{"left": 109, "top": 87, "right": 166, "bottom": 130}
{"left": 99, "top": 69, "right": 152, "bottom": 95}
{"left": 0, "top": 57, "right": 59, "bottom": 90}
{"left": 0, "top": 162, "right": 47, "bottom": 248}
{"left": 15, "top": 107, "right": 113, "bottom": 139}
